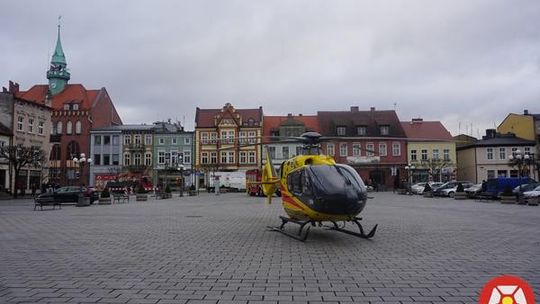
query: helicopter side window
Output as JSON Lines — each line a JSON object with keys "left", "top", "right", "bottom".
{"left": 302, "top": 170, "right": 312, "bottom": 196}
{"left": 287, "top": 170, "right": 303, "bottom": 195}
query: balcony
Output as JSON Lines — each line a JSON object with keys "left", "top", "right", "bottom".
{"left": 50, "top": 134, "right": 62, "bottom": 143}
{"left": 127, "top": 165, "right": 148, "bottom": 173}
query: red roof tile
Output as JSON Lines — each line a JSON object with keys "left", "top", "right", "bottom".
{"left": 401, "top": 120, "right": 453, "bottom": 140}
{"left": 263, "top": 115, "right": 320, "bottom": 137}
{"left": 16, "top": 84, "right": 98, "bottom": 110}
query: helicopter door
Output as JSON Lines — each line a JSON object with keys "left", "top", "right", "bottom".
{"left": 287, "top": 169, "right": 312, "bottom": 197}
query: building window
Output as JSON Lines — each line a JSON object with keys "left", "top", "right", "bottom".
{"left": 75, "top": 121, "right": 82, "bottom": 134}
{"left": 17, "top": 116, "right": 24, "bottom": 131}
{"left": 112, "top": 135, "right": 119, "bottom": 145}
{"left": 239, "top": 131, "right": 247, "bottom": 144}
{"left": 133, "top": 153, "right": 141, "bottom": 166}
{"left": 94, "top": 135, "right": 102, "bottom": 145}
{"left": 158, "top": 151, "right": 166, "bottom": 164}
{"left": 103, "top": 155, "right": 110, "bottom": 165}
{"left": 103, "top": 136, "right": 110, "bottom": 145}
{"left": 184, "top": 151, "right": 191, "bottom": 164}
{"left": 72, "top": 104, "right": 79, "bottom": 111}
{"left": 248, "top": 151, "right": 256, "bottom": 164}
{"left": 50, "top": 144, "right": 61, "bottom": 160}
{"left": 210, "top": 132, "right": 217, "bottom": 144}
{"left": 380, "top": 125, "right": 389, "bottom": 135}
{"left": 411, "top": 150, "right": 417, "bottom": 161}
{"left": 487, "top": 170, "right": 495, "bottom": 179}
{"left": 112, "top": 154, "right": 119, "bottom": 165}
{"left": 499, "top": 148, "right": 506, "bottom": 160}
{"left": 357, "top": 126, "right": 367, "bottom": 135}
{"left": 352, "top": 143, "right": 361, "bottom": 157}
{"left": 171, "top": 151, "right": 178, "bottom": 164}
{"left": 443, "top": 149, "right": 450, "bottom": 161}
{"left": 134, "top": 135, "right": 142, "bottom": 144}
{"left": 184, "top": 137, "right": 191, "bottom": 145}
{"left": 366, "top": 143, "right": 375, "bottom": 157}
{"left": 172, "top": 138, "right": 177, "bottom": 145}
{"left": 66, "top": 121, "right": 72, "bottom": 134}
{"left": 159, "top": 138, "right": 164, "bottom": 145}
{"left": 379, "top": 143, "right": 387, "bottom": 157}
{"left": 124, "top": 135, "right": 131, "bottom": 145}
{"left": 326, "top": 143, "right": 335, "bottom": 156}
{"left": 227, "top": 151, "right": 234, "bottom": 163}
{"left": 433, "top": 149, "right": 440, "bottom": 160}
{"left": 267, "top": 146, "right": 276, "bottom": 159}
{"left": 201, "top": 152, "right": 209, "bottom": 164}
{"left": 145, "top": 135, "right": 152, "bottom": 145}
{"left": 221, "top": 151, "right": 227, "bottom": 163}
{"left": 336, "top": 126, "right": 346, "bottom": 136}
{"left": 210, "top": 152, "right": 217, "bottom": 164}
{"left": 282, "top": 146, "right": 290, "bottom": 159}
{"left": 63, "top": 104, "right": 70, "bottom": 111}
{"left": 487, "top": 148, "right": 493, "bottom": 160}
{"left": 295, "top": 146, "right": 303, "bottom": 156}
{"left": 93, "top": 154, "right": 101, "bottom": 165}
{"left": 248, "top": 131, "right": 257, "bottom": 144}
{"left": 36, "top": 121, "right": 44, "bottom": 135}
{"left": 145, "top": 153, "right": 152, "bottom": 166}
{"left": 497, "top": 170, "right": 507, "bottom": 177}
{"left": 240, "top": 151, "right": 247, "bottom": 164}
{"left": 392, "top": 142, "right": 401, "bottom": 156}
{"left": 124, "top": 153, "right": 131, "bottom": 166}
{"left": 509, "top": 170, "right": 518, "bottom": 177}
{"left": 339, "top": 143, "right": 348, "bottom": 157}
{"left": 57, "top": 121, "right": 63, "bottom": 134}
{"left": 28, "top": 118, "right": 34, "bottom": 133}
{"left": 421, "top": 149, "right": 428, "bottom": 161}
{"left": 524, "top": 147, "right": 531, "bottom": 154}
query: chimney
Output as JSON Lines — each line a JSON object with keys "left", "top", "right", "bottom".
{"left": 287, "top": 113, "right": 293, "bottom": 118}
{"left": 524, "top": 109, "right": 529, "bottom": 115}
{"left": 370, "top": 106, "right": 376, "bottom": 112}
{"left": 350, "top": 106, "right": 359, "bottom": 112}
{"left": 411, "top": 118, "right": 423, "bottom": 124}
{"left": 2, "top": 87, "right": 7, "bottom": 93}
{"left": 484, "top": 129, "right": 496, "bottom": 139}
{"left": 9, "top": 81, "right": 19, "bottom": 94}
{"left": 298, "top": 113, "right": 303, "bottom": 116}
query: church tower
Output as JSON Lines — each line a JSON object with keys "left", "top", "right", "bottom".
{"left": 46, "top": 23, "right": 70, "bottom": 95}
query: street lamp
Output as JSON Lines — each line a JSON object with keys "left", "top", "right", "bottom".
{"left": 509, "top": 149, "right": 534, "bottom": 201}
{"left": 72, "top": 153, "right": 92, "bottom": 186}
{"left": 404, "top": 164, "right": 415, "bottom": 194}
{"left": 178, "top": 164, "right": 184, "bottom": 197}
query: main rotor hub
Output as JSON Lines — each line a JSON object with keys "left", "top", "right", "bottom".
{"left": 300, "top": 132, "right": 322, "bottom": 145}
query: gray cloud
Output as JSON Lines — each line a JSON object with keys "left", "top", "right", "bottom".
{"left": 1, "top": 0, "right": 539, "bottom": 136}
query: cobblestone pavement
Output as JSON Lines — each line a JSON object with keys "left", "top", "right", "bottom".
{"left": 0, "top": 192, "right": 539, "bottom": 304}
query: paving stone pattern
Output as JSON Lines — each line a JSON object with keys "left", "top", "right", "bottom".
{"left": 0, "top": 193, "right": 539, "bottom": 303}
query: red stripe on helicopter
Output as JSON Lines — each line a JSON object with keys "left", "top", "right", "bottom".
{"left": 282, "top": 194, "right": 305, "bottom": 211}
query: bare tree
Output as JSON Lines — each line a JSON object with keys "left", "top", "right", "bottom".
{"left": 0, "top": 145, "right": 45, "bottom": 198}
{"left": 418, "top": 158, "right": 454, "bottom": 182}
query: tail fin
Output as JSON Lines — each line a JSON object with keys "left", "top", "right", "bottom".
{"left": 262, "top": 147, "right": 279, "bottom": 204}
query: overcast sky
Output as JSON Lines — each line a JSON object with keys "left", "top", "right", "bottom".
{"left": 1, "top": 0, "right": 539, "bottom": 137}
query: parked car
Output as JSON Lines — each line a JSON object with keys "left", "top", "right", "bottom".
{"left": 465, "top": 183, "right": 482, "bottom": 198}
{"left": 433, "top": 181, "right": 474, "bottom": 197}
{"left": 512, "top": 182, "right": 539, "bottom": 196}
{"left": 35, "top": 186, "right": 98, "bottom": 204}
{"left": 429, "top": 182, "right": 444, "bottom": 191}
{"left": 411, "top": 182, "right": 428, "bottom": 194}
{"left": 523, "top": 185, "right": 540, "bottom": 199}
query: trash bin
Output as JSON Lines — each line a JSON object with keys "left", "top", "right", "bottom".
{"left": 77, "top": 194, "right": 90, "bottom": 207}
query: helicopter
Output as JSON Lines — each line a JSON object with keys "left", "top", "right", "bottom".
{"left": 254, "top": 131, "right": 378, "bottom": 241}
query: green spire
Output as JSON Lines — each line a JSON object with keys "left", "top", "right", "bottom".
{"left": 51, "top": 24, "right": 67, "bottom": 66}
{"left": 47, "top": 18, "right": 70, "bottom": 96}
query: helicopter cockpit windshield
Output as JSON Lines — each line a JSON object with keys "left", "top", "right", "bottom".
{"left": 305, "top": 164, "right": 366, "bottom": 197}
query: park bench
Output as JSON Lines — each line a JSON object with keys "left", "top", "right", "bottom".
{"left": 112, "top": 193, "right": 129, "bottom": 204}
{"left": 475, "top": 192, "right": 493, "bottom": 202}
{"left": 34, "top": 198, "right": 61, "bottom": 211}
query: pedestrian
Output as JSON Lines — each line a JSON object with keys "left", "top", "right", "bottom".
{"left": 31, "top": 184, "right": 37, "bottom": 197}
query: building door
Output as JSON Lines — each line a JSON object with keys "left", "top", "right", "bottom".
{"left": 369, "top": 169, "right": 385, "bottom": 190}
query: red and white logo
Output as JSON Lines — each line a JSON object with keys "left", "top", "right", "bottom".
{"left": 479, "top": 275, "right": 535, "bottom": 304}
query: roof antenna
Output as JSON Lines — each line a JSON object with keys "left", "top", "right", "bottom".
{"left": 393, "top": 102, "right": 397, "bottom": 111}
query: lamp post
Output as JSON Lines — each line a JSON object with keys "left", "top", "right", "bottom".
{"left": 404, "top": 164, "right": 415, "bottom": 194}
{"left": 178, "top": 164, "right": 184, "bottom": 197}
{"left": 509, "top": 150, "right": 534, "bottom": 201}
{"left": 72, "top": 153, "right": 92, "bottom": 186}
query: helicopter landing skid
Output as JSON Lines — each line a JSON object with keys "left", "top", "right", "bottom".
{"left": 325, "top": 217, "right": 378, "bottom": 239}
{"left": 267, "top": 216, "right": 312, "bottom": 242}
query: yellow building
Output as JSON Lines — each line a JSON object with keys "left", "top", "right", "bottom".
{"left": 497, "top": 112, "right": 535, "bottom": 141}
{"left": 401, "top": 119, "right": 456, "bottom": 183}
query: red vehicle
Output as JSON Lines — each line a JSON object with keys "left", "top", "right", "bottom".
{"left": 246, "top": 169, "right": 280, "bottom": 197}
{"left": 246, "top": 169, "right": 263, "bottom": 196}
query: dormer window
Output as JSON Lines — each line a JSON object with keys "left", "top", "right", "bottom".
{"left": 357, "top": 126, "right": 367, "bottom": 135}
{"left": 63, "top": 104, "right": 70, "bottom": 111}
{"left": 380, "top": 125, "right": 389, "bottom": 135}
{"left": 336, "top": 126, "right": 347, "bottom": 136}
{"left": 73, "top": 104, "right": 79, "bottom": 111}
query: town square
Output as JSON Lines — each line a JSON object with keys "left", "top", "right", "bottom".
{"left": 1, "top": 192, "right": 539, "bottom": 303}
